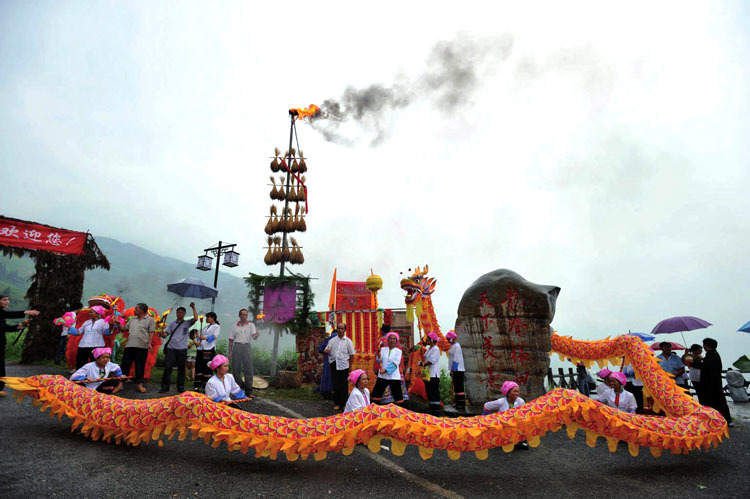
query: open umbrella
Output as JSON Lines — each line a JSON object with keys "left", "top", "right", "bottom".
{"left": 650, "top": 341, "right": 685, "bottom": 351}
{"left": 737, "top": 321, "right": 750, "bottom": 333}
{"left": 167, "top": 278, "right": 218, "bottom": 299}
{"left": 626, "top": 331, "right": 656, "bottom": 342}
{"left": 650, "top": 315, "right": 712, "bottom": 346}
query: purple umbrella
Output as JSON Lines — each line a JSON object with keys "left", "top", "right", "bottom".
{"left": 650, "top": 315, "right": 712, "bottom": 346}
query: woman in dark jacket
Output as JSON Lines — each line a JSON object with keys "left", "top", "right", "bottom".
{"left": 0, "top": 295, "right": 39, "bottom": 395}
{"left": 701, "top": 337, "right": 732, "bottom": 425}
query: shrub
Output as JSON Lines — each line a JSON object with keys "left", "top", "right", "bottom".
{"left": 439, "top": 368, "right": 453, "bottom": 405}
{"left": 251, "top": 348, "right": 298, "bottom": 376}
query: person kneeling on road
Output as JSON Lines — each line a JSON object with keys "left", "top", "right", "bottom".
{"left": 205, "top": 355, "right": 246, "bottom": 409}
{"left": 70, "top": 347, "right": 124, "bottom": 394}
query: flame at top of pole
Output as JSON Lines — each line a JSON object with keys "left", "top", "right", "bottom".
{"left": 289, "top": 104, "right": 320, "bottom": 120}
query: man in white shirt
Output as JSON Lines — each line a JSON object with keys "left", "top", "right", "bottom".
{"left": 324, "top": 323, "right": 355, "bottom": 410}
{"left": 229, "top": 309, "right": 259, "bottom": 397}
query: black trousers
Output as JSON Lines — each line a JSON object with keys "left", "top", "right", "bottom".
{"left": 452, "top": 371, "right": 466, "bottom": 410}
{"left": 55, "top": 336, "right": 68, "bottom": 364}
{"left": 332, "top": 366, "right": 350, "bottom": 408}
{"left": 0, "top": 337, "right": 6, "bottom": 391}
{"left": 121, "top": 347, "right": 148, "bottom": 384}
{"left": 194, "top": 349, "right": 215, "bottom": 391}
{"left": 76, "top": 347, "right": 95, "bottom": 369}
{"left": 426, "top": 376, "right": 442, "bottom": 415}
{"left": 161, "top": 348, "right": 187, "bottom": 391}
{"left": 371, "top": 378, "right": 404, "bottom": 404}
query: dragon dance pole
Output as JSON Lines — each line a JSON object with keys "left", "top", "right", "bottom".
{"left": 269, "top": 111, "right": 297, "bottom": 380}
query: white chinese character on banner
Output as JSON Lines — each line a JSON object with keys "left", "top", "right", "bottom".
{"left": 23, "top": 229, "right": 43, "bottom": 242}
{"left": 46, "top": 232, "right": 63, "bottom": 246}
{"left": 0, "top": 226, "right": 20, "bottom": 238}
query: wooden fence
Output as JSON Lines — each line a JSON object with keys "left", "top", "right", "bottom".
{"left": 545, "top": 367, "right": 750, "bottom": 398}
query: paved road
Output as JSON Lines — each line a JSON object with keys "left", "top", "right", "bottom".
{"left": 1, "top": 364, "right": 748, "bottom": 498}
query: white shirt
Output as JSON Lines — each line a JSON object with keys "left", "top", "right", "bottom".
{"left": 484, "top": 396, "right": 525, "bottom": 414}
{"left": 230, "top": 322, "right": 256, "bottom": 344}
{"left": 205, "top": 373, "right": 243, "bottom": 402}
{"left": 378, "top": 346, "right": 403, "bottom": 380}
{"left": 598, "top": 389, "right": 637, "bottom": 413}
{"left": 70, "top": 361, "right": 122, "bottom": 389}
{"left": 448, "top": 342, "right": 465, "bottom": 372}
{"left": 327, "top": 335, "right": 355, "bottom": 370}
{"left": 344, "top": 387, "right": 370, "bottom": 413}
{"left": 200, "top": 323, "right": 221, "bottom": 350}
{"left": 78, "top": 319, "right": 110, "bottom": 348}
{"left": 424, "top": 345, "right": 440, "bottom": 378}
{"left": 596, "top": 382, "right": 611, "bottom": 400}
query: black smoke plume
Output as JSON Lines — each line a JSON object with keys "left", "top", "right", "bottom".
{"left": 308, "top": 34, "right": 513, "bottom": 146}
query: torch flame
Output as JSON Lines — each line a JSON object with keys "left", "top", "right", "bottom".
{"left": 290, "top": 104, "right": 320, "bottom": 120}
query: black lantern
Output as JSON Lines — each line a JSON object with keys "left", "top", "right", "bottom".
{"left": 223, "top": 250, "right": 240, "bottom": 267}
{"left": 196, "top": 254, "right": 213, "bottom": 271}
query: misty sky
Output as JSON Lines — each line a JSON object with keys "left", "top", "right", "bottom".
{"left": 2, "top": 1, "right": 749, "bottom": 363}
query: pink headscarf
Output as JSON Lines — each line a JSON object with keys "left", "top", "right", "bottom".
{"left": 597, "top": 368, "right": 612, "bottom": 380}
{"left": 501, "top": 381, "right": 519, "bottom": 395}
{"left": 445, "top": 330, "right": 457, "bottom": 340}
{"left": 610, "top": 371, "right": 627, "bottom": 386}
{"left": 90, "top": 305, "right": 106, "bottom": 317}
{"left": 348, "top": 369, "right": 366, "bottom": 385}
{"left": 427, "top": 332, "right": 439, "bottom": 342}
{"left": 385, "top": 332, "right": 399, "bottom": 342}
{"left": 208, "top": 354, "right": 229, "bottom": 371}
{"left": 92, "top": 347, "right": 111, "bottom": 359}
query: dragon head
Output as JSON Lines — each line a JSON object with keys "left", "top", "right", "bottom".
{"left": 400, "top": 265, "right": 437, "bottom": 304}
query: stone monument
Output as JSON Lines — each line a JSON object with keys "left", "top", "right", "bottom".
{"left": 454, "top": 269, "right": 560, "bottom": 405}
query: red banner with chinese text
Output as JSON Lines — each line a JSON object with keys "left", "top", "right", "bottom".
{"left": 0, "top": 217, "right": 87, "bottom": 255}
{"left": 335, "top": 281, "right": 372, "bottom": 311}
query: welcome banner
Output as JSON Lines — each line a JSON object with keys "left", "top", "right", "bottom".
{"left": 0, "top": 217, "right": 87, "bottom": 255}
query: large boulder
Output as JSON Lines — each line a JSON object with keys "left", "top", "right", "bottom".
{"left": 454, "top": 269, "right": 560, "bottom": 406}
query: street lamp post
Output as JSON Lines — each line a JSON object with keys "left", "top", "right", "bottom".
{"left": 196, "top": 241, "right": 239, "bottom": 312}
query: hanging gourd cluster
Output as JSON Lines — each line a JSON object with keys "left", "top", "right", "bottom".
{"left": 265, "top": 147, "right": 307, "bottom": 266}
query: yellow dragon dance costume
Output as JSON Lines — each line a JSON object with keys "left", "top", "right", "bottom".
{"left": 2, "top": 333, "right": 727, "bottom": 461}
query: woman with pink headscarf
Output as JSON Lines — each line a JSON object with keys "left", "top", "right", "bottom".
{"left": 204, "top": 355, "right": 246, "bottom": 407}
{"left": 483, "top": 381, "right": 528, "bottom": 449}
{"left": 68, "top": 305, "right": 113, "bottom": 369}
{"left": 423, "top": 332, "right": 442, "bottom": 416}
{"left": 483, "top": 381, "right": 525, "bottom": 414}
{"left": 70, "top": 347, "right": 123, "bottom": 394}
{"left": 598, "top": 371, "right": 636, "bottom": 413}
{"left": 371, "top": 332, "right": 404, "bottom": 407}
{"left": 344, "top": 369, "right": 371, "bottom": 413}
{"left": 595, "top": 368, "right": 613, "bottom": 400}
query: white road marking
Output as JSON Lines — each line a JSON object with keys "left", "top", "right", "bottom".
{"left": 260, "top": 398, "right": 464, "bottom": 499}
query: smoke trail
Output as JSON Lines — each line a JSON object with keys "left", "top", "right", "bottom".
{"left": 309, "top": 34, "right": 514, "bottom": 146}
